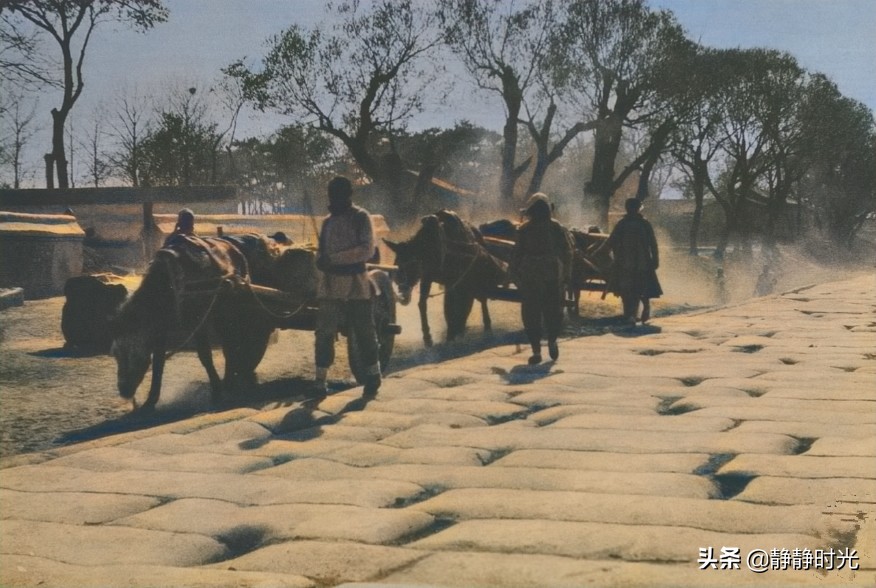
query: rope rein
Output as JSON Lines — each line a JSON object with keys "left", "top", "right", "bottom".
{"left": 426, "top": 244, "right": 484, "bottom": 299}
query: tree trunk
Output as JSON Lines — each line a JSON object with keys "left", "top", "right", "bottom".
{"left": 689, "top": 164, "right": 706, "bottom": 256}
{"left": 587, "top": 115, "right": 623, "bottom": 229}
{"left": 51, "top": 108, "right": 69, "bottom": 189}
{"left": 44, "top": 154, "right": 55, "bottom": 189}
{"left": 499, "top": 115, "right": 520, "bottom": 206}
{"left": 499, "top": 67, "right": 523, "bottom": 208}
{"left": 527, "top": 152, "right": 549, "bottom": 197}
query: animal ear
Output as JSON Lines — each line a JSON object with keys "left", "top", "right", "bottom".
{"left": 421, "top": 215, "right": 440, "bottom": 229}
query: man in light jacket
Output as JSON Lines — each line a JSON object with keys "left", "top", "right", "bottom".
{"left": 313, "top": 176, "right": 381, "bottom": 397}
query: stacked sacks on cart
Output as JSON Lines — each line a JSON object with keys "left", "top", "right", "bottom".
{"left": 219, "top": 233, "right": 318, "bottom": 303}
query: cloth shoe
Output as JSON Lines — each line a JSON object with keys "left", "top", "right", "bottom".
{"left": 363, "top": 373, "right": 381, "bottom": 398}
{"left": 311, "top": 379, "right": 327, "bottom": 398}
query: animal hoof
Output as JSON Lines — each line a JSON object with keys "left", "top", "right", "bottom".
{"left": 548, "top": 341, "right": 559, "bottom": 361}
{"left": 528, "top": 354, "right": 542, "bottom": 365}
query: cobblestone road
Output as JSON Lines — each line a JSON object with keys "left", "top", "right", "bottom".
{"left": 1, "top": 274, "right": 874, "bottom": 587}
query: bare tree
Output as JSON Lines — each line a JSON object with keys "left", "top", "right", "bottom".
{"left": 106, "top": 85, "right": 152, "bottom": 186}
{"left": 438, "top": 0, "right": 550, "bottom": 206}
{"left": 0, "top": 91, "right": 40, "bottom": 188}
{"left": 78, "top": 109, "right": 111, "bottom": 187}
{"left": 3, "top": 0, "right": 167, "bottom": 188}
{"left": 0, "top": 11, "right": 57, "bottom": 89}
{"left": 559, "top": 0, "right": 688, "bottom": 228}
{"left": 229, "top": 0, "right": 442, "bottom": 218}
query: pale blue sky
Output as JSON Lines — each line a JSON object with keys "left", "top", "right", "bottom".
{"left": 13, "top": 0, "right": 876, "bottom": 185}
{"left": 80, "top": 0, "right": 875, "bottom": 136}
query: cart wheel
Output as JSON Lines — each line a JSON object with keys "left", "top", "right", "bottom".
{"left": 348, "top": 270, "right": 397, "bottom": 384}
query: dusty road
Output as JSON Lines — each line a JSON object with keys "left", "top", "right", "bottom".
{"left": 0, "top": 244, "right": 860, "bottom": 458}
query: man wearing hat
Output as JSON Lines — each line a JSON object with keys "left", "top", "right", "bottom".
{"left": 313, "top": 176, "right": 381, "bottom": 398}
{"left": 510, "top": 192, "right": 574, "bottom": 364}
{"left": 163, "top": 208, "right": 196, "bottom": 247}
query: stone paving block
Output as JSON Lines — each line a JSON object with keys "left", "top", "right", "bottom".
{"left": 366, "top": 398, "right": 527, "bottom": 422}
{"left": 216, "top": 540, "right": 424, "bottom": 585}
{"left": 293, "top": 506, "right": 433, "bottom": 545}
{"left": 807, "top": 437, "right": 876, "bottom": 457}
{"left": 719, "top": 454, "right": 876, "bottom": 479}
{"left": 378, "top": 550, "right": 864, "bottom": 587}
{"left": 319, "top": 442, "right": 403, "bottom": 466}
{"left": 750, "top": 371, "right": 873, "bottom": 389}
{"left": 281, "top": 423, "right": 394, "bottom": 443}
{"left": 182, "top": 420, "right": 273, "bottom": 444}
{"left": 0, "top": 519, "right": 227, "bottom": 567}
{"left": 322, "top": 443, "right": 492, "bottom": 467}
{"left": 227, "top": 437, "right": 358, "bottom": 460}
{"left": 526, "top": 404, "right": 657, "bottom": 425}
{"left": 379, "top": 383, "right": 511, "bottom": 402}
{"left": 409, "top": 487, "right": 853, "bottom": 537}
{"left": 735, "top": 476, "right": 876, "bottom": 506}
{"left": 116, "top": 432, "right": 211, "bottom": 454}
{"left": 492, "top": 449, "right": 709, "bottom": 473}
{"left": 395, "top": 366, "right": 484, "bottom": 389}
{"left": 257, "top": 457, "right": 718, "bottom": 499}
{"left": 667, "top": 394, "right": 876, "bottom": 416}
{"left": 407, "top": 519, "right": 821, "bottom": 563}
{"left": 391, "top": 446, "right": 493, "bottom": 466}
{"left": 114, "top": 497, "right": 434, "bottom": 545}
{"left": 0, "top": 464, "right": 425, "bottom": 507}
{"left": 509, "top": 388, "right": 666, "bottom": 411}
{"left": 321, "top": 409, "right": 418, "bottom": 431}
{"left": 0, "top": 488, "right": 160, "bottom": 525}
{"left": 245, "top": 405, "right": 333, "bottom": 434}
{"left": 379, "top": 423, "right": 799, "bottom": 455}
{"left": 45, "top": 446, "right": 275, "bottom": 474}
{"left": 752, "top": 384, "right": 876, "bottom": 402}
{"left": 673, "top": 404, "right": 876, "bottom": 426}
{"left": 0, "top": 554, "right": 315, "bottom": 588}
{"left": 734, "top": 420, "right": 876, "bottom": 440}
{"left": 663, "top": 386, "right": 753, "bottom": 400}
{"left": 548, "top": 413, "right": 736, "bottom": 432}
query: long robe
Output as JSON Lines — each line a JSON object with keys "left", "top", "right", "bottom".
{"left": 605, "top": 212, "right": 662, "bottom": 301}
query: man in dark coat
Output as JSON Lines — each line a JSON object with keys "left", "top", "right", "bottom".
{"left": 162, "top": 208, "right": 196, "bottom": 247}
{"left": 510, "top": 193, "right": 574, "bottom": 365}
{"left": 603, "top": 198, "right": 662, "bottom": 324}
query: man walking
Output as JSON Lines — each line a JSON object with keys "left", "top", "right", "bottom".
{"left": 603, "top": 198, "right": 662, "bottom": 324}
{"left": 511, "top": 192, "right": 573, "bottom": 365}
{"left": 313, "top": 176, "right": 381, "bottom": 397}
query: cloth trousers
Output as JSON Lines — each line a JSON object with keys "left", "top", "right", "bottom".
{"left": 520, "top": 279, "right": 564, "bottom": 350}
{"left": 315, "top": 298, "right": 379, "bottom": 371}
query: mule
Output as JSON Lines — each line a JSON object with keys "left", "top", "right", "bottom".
{"left": 110, "top": 236, "right": 274, "bottom": 411}
{"left": 385, "top": 210, "right": 508, "bottom": 347}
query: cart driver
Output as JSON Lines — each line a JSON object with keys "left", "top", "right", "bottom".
{"left": 312, "top": 176, "right": 382, "bottom": 398}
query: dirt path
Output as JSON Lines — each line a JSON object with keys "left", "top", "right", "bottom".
{"left": 2, "top": 244, "right": 860, "bottom": 458}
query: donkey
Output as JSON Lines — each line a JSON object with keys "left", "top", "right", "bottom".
{"left": 384, "top": 210, "right": 508, "bottom": 347}
{"left": 110, "top": 236, "right": 274, "bottom": 411}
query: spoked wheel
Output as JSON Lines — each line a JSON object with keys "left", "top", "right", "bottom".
{"left": 348, "top": 269, "right": 398, "bottom": 384}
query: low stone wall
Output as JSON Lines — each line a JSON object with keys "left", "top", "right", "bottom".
{"left": 0, "top": 212, "right": 85, "bottom": 299}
